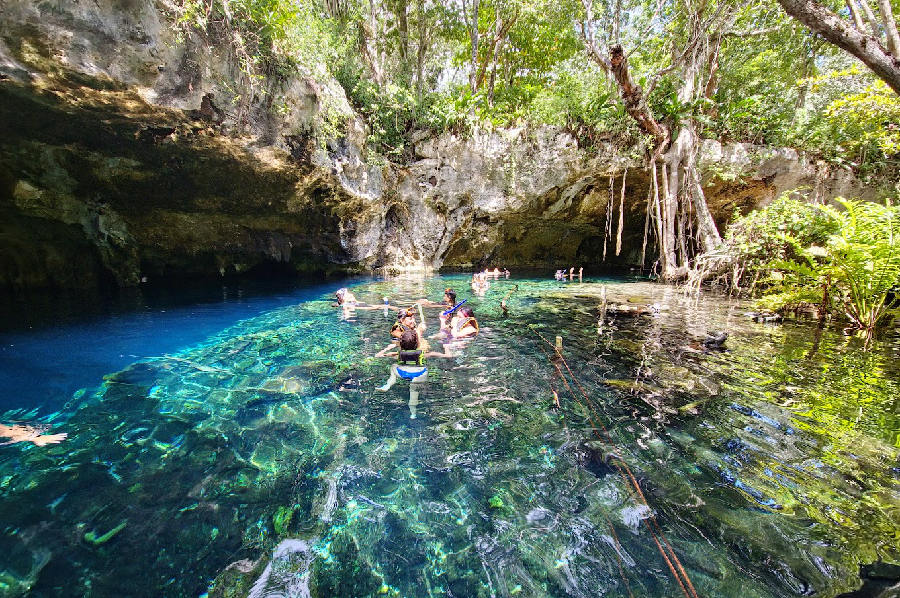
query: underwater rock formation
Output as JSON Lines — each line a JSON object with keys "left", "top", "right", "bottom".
{"left": 0, "top": 0, "right": 884, "bottom": 293}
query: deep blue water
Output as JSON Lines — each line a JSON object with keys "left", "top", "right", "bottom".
{"left": 0, "top": 279, "right": 355, "bottom": 413}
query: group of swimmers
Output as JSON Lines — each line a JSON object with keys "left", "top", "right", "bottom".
{"left": 334, "top": 285, "right": 482, "bottom": 417}
{"left": 554, "top": 266, "right": 583, "bottom": 281}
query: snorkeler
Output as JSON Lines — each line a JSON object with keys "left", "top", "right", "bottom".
{"left": 439, "top": 305, "right": 479, "bottom": 339}
{"left": 374, "top": 330, "right": 453, "bottom": 418}
{"left": 471, "top": 273, "right": 488, "bottom": 295}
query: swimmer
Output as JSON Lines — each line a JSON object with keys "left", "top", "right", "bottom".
{"left": 1, "top": 423, "right": 67, "bottom": 446}
{"left": 374, "top": 329, "right": 453, "bottom": 418}
{"left": 569, "top": 266, "right": 574, "bottom": 280}
{"left": 439, "top": 305, "right": 479, "bottom": 339}
{"left": 390, "top": 307, "right": 425, "bottom": 340}
{"left": 502, "top": 268, "right": 510, "bottom": 278}
{"left": 334, "top": 288, "right": 385, "bottom": 311}
{"left": 471, "top": 273, "right": 488, "bottom": 296}
{"left": 578, "top": 266, "right": 583, "bottom": 281}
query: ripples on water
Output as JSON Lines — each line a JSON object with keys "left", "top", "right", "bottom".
{"left": 0, "top": 275, "right": 897, "bottom": 597}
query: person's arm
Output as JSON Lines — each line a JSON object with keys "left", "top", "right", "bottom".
{"left": 353, "top": 304, "right": 385, "bottom": 311}
{"left": 375, "top": 343, "right": 399, "bottom": 358}
{"left": 424, "top": 344, "right": 454, "bottom": 358}
{"left": 416, "top": 304, "right": 427, "bottom": 333}
{"left": 415, "top": 299, "right": 445, "bottom": 308}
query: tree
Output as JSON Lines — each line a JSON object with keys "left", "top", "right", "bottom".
{"left": 775, "top": 0, "right": 900, "bottom": 95}
{"left": 579, "top": 0, "right": 741, "bottom": 279}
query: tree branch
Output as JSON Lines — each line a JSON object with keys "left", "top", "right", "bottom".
{"left": 776, "top": 0, "right": 900, "bottom": 95}
{"left": 877, "top": 0, "right": 900, "bottom": 56}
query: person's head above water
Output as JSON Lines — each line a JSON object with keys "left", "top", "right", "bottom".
{"left": 400, "top": 329, "right": 419, "bottom": 351}
{"left": 444, "top": 288, "right": 457, "bottom": 305}
{"left": 393, "top": 308, "right": 416, "bottom": 332}
{"left": 459, "top": 306, "right": 475, "bottom": 319}
{"left": 335, "top": 288, "right": 350, "bottom": 304}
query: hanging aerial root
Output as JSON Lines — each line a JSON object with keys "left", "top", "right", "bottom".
{"left": 616, "top": 167, "right": 627, "bottom": 256}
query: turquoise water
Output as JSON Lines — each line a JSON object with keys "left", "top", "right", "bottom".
{"left": 1, "top": 275, "right": 898, "bottom": 597}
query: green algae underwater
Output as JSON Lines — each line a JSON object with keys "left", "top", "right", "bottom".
{"left": 1, "top": 275, "right": 898, "bottom": 597}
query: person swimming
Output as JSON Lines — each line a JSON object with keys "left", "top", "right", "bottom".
{"left": 439, "top": 305, "right": 479, "bottom": 339}
{"left": 374, "top": 329, "right": 453, "bottom": 417}
{"left": 471, "top": 273, "right": 488, "bottom": 296}
{"left": 390, "top": 308, "right": 419, "bottom": 339}
{"left": 0, "top": 422, "right": 67, "bottom": 446}
{"left": 335, "top": 287, "right": 389, "bottom": 314}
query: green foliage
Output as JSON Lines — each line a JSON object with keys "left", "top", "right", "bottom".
{"left": 525, "top": 61, "right": 640, "bottom": 146}
{"left": 812, "top": 73, "right": 900, "bottom": 171}
{"left": 335, "top": 63, "right": 467, "bottom": 160}
{"left": 175, "top": 0, "right": 327, "bottom": 67}
{"left": 728, "top": 195, "right": 900, "bottom": 333}
{"left": 272, "top": 505, "right": 294, "bottom": 536}
{"left": 817, "top": 198, "right": 900, "bottom": 330}
{"left": 726, "top": 193, "right": 839, "bottom": 276}
{"left": 165, "top": 0, "right": 900, "bottom": 178}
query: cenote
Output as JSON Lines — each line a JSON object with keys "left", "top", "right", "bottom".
{"left": 0, "top": 274, "right": 897, "bottom": 597}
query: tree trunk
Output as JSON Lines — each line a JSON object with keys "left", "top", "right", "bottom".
{"left": 579, "top": 6, "right": 722, "bottom": 279}
{"left": 415, "top": 0, "right": 428, "bottom": 99}
{"left": 846, "top": 0, "right": 866, "bottom": 30}
{"left": 776, "top": 0, "right": 900, "bottom": 95}
{"left": 397, "top": 0, "right": 409, "bottom": 64}
{"left": 608, "top": 45, "right": 670, "bottom": 154}
{"left": 468, "top": 0, "right": 480, "bottom": 93}
{"left": 877, "top": 0, "right": 900, "bottom": 56}
{"left": 857, "top": 0, "right": 882, "bottom": 40}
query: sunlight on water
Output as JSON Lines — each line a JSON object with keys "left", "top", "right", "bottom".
{"left": 0, "top": 274, "right": 897, "bottom": 597}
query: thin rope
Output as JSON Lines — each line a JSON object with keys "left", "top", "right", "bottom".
{"left": 527, "top": 325, "right": 700, "bottom": 598}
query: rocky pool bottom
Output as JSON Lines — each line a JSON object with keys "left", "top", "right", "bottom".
{"left": 0, "top": 275, "right": 898, "bottom": 597}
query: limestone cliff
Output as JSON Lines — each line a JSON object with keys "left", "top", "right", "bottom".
{"left": 0, "top": 0, "right": 883, "bottom": 293}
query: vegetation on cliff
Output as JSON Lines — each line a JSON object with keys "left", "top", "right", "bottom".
{"left": 170, "top": 0, "right": 900, "bottom": 282}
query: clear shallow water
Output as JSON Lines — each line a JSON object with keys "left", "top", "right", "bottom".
{"left": 0, "top": 275, "right": 898, "bottom": 597}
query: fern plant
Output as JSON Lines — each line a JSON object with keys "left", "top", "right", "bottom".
{"left": 753, "top": 198, "right": 900, "bottom": 335}
{"left": 820, "top": 199, "right": 900, "bottom": 332}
